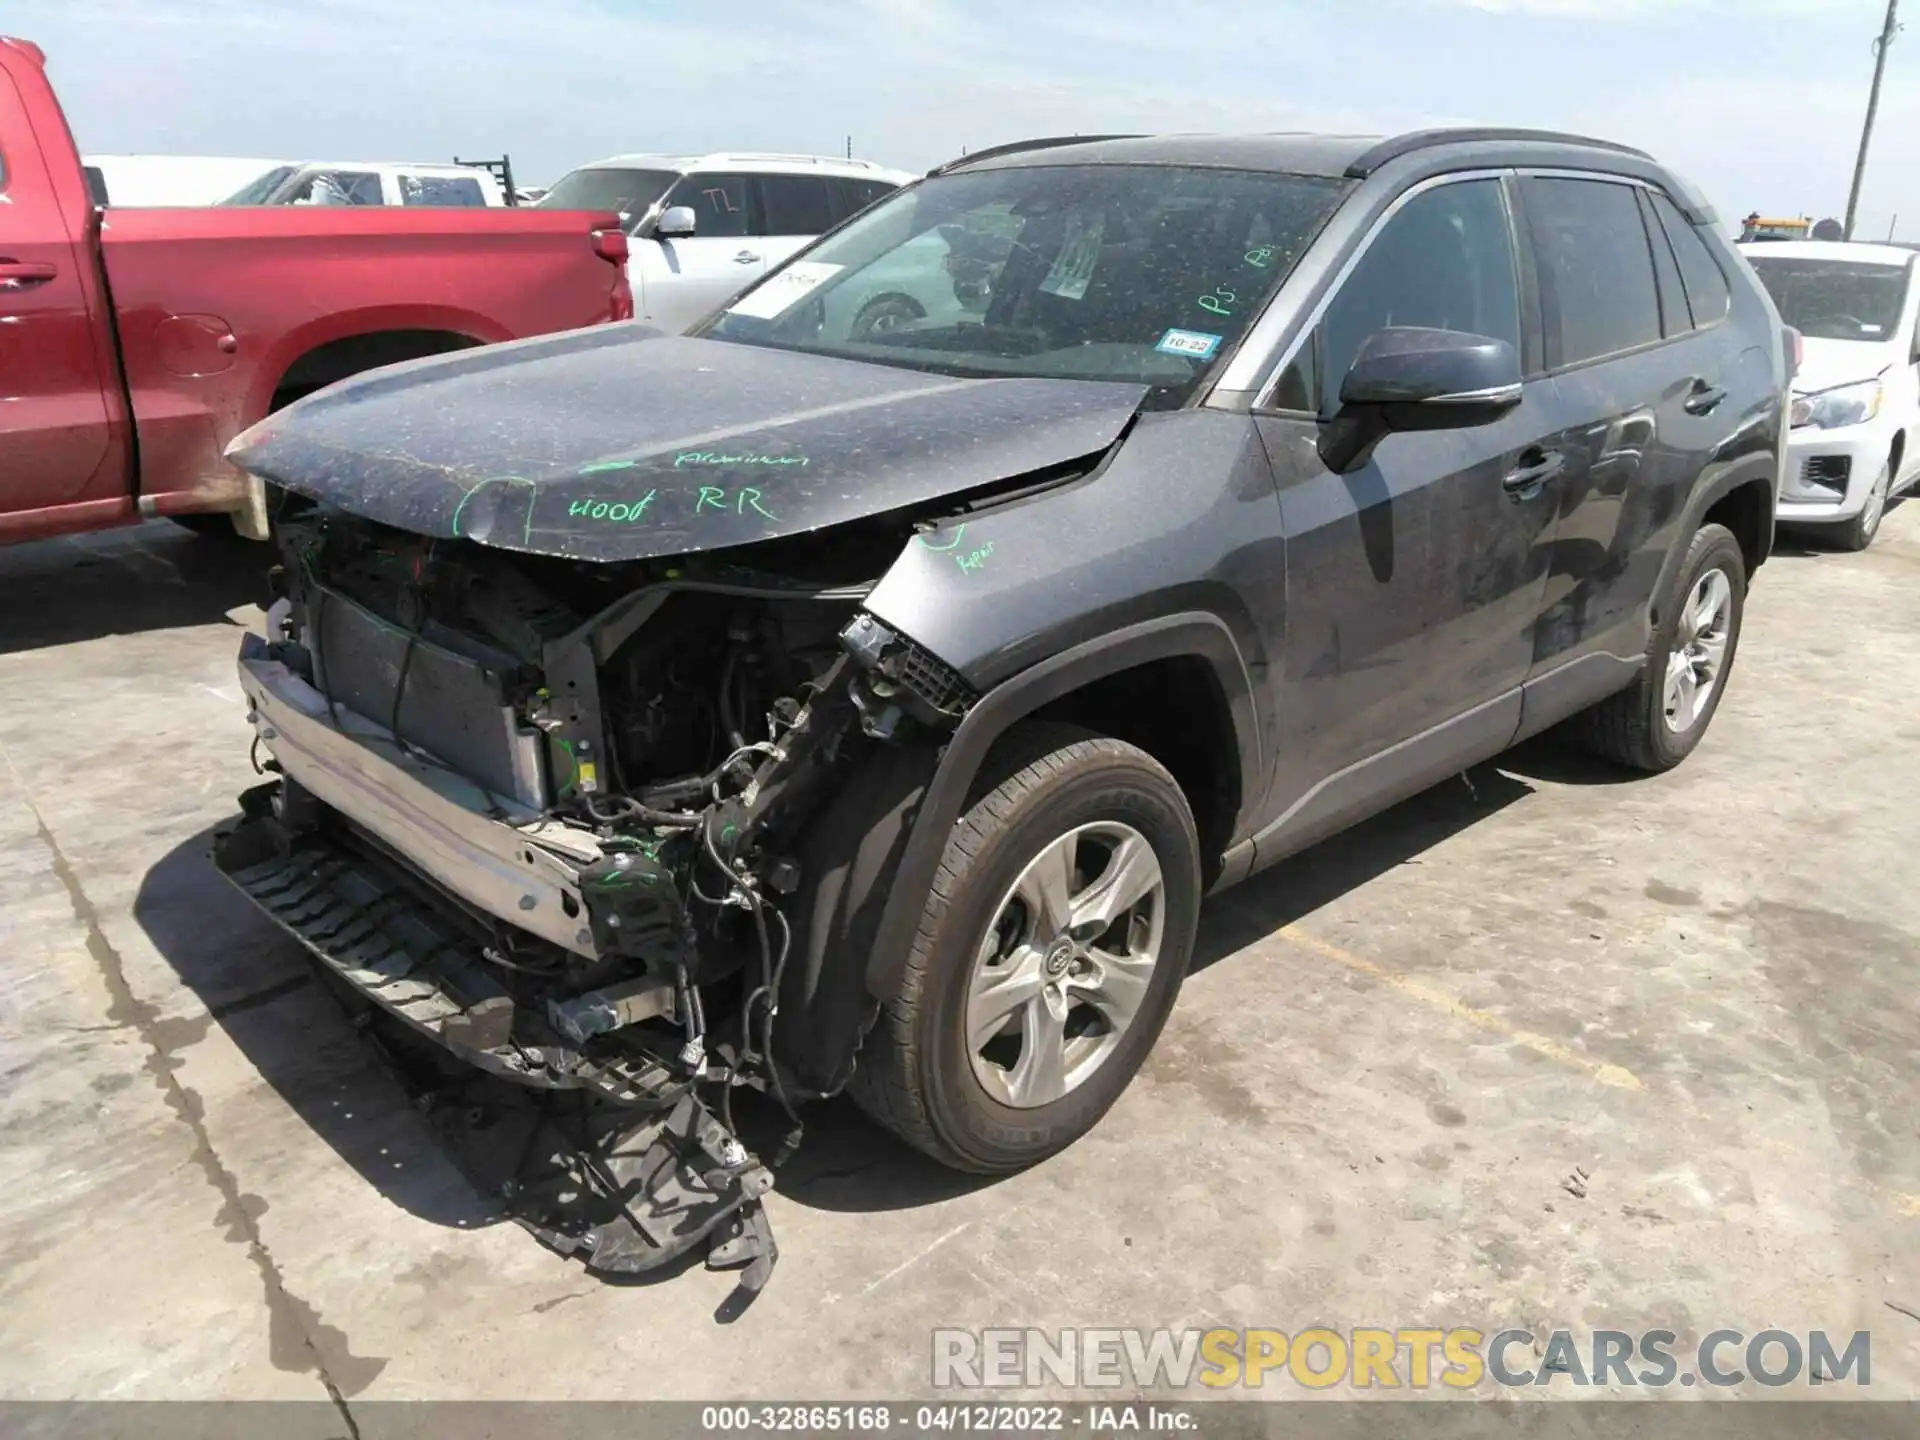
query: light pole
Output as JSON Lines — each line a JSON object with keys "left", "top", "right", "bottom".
{"left": 1844, "top": 0, "right": 1902, "bottom": 240}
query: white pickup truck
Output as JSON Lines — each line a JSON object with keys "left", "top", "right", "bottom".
{"left": 221, "top": 160, "right": 508, "bottom": 208}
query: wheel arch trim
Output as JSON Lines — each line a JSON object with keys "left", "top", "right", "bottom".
{"left": 862, "top": 612, "right": 1258, "bottom": 998}
{"left": 1664, "top": 459, "right": 1776, "bottom": 607}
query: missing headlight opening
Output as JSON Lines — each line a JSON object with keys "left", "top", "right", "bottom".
{"left": 214, "top": 506, "right": 971, "bottom": 1307}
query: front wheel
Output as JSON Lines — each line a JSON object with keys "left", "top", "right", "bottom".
{"left": 1836, "top": 461, "right": 1890, "bottom": 552}
{"left": 1575, "top": 521, "right": 1746, "bottom": 773}
{"left": 850, "top": 725, "right": 1200, "bottom": 1173}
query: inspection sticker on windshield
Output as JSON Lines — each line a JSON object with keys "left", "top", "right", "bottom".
{"left": 727, "top": 262, "right": 844, "bottom": 320}
{"left": 1155, "top": 328, "right": 1222, "bottom": 360}
{"left": 1040, "top": 214, "right": 1105, "bottom": 301}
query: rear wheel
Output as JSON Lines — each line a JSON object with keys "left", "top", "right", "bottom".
{"left": 850, "top": 724, "right": 1200, "bottom": 1173}
{"left": 1576, "top": 522, "right": 1746, "bottom": 773}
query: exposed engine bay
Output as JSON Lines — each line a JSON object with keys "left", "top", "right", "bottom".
{"left": 214, "top": 505, "right": 973, "bottom": 1305}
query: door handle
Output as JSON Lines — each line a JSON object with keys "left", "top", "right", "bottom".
{"left": 1683, "top": 379, "right": 1727, "bottom": 415}
{"left": 1502, "top": 448, "right": 1564, "bottom": 500}
{"left": 733, "top": 250, "right": 761, "bottom": 264}
{"left": 0, "top": 260, "right": 58, "bottom": 290}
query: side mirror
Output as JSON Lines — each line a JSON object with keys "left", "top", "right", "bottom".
{"left": 654, "top": 205, "right": 697, "bottom": 240}
{"left": 1320, "top": 326, "right": 1523, "bottom": 473}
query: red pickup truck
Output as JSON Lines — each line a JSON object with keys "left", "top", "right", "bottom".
{"left": 1, "top": 35, "right": 631, "bottom": 544}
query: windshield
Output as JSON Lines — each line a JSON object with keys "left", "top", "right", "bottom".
{"left": 1747, "top": 256, "right": 1911, "bottom": 342}
{"left": 537, "top": 167, "right": 676, "bottom": 228}
{"left": 699, "top": 163, "right": 1347, "bottom": 407}
{"left": 219, "top": 165, "right": 296, "bottom": 205}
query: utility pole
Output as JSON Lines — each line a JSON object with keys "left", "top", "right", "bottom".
{"left": 1845, "top": 0, "right": 1901, "bottom": 239}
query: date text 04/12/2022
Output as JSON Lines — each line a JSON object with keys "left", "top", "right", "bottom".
{"left": 697, "top": 1403, "right": 1198, "bottom": 1432}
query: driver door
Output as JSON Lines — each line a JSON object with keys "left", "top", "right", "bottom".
{"left": 636, "top": 172, "right": 764, "bottom": 333}
{"left": 1250, "top": 174, "right": 1560, "bottom": 847}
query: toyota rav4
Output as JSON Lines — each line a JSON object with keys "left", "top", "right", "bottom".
{"left": 214, "top": 129, "right": 1787, "bottom": 1297}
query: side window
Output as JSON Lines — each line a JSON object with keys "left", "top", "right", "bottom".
{"left": 843, "top": 178, "right": 898, "bottom": 215}
{"left": 401, "top": 175, "right": 486, "bottom": 207}
{"left": 1271, "top": 178, "right": 1520, "bottom": 413}
{"left": 293, "top": 170, "right": 382, "bottom": 206}
{"left": 759, "top": 175, "right": 838, "bottom": 237}
{"left": 1650, "top": 191, "right": 1731, "bottom": 329}
{"left": 1523, "top": 177, "right": 1662, "bottom": 367}
{"left": 664, "top": 173, "right": 751, "bottom": 238}
{"left": 1638, "top": 190, "right": 1689, "bottom": 337}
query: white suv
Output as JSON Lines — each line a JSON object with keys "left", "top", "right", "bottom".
{"left": 1741, "top": 239, "right": 1920, "bottom": 550}
{"left": 536, "top": 152, "right": 915, "bottom": 334}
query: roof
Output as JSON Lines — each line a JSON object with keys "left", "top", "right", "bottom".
{"left": 1739, "top": 240, "right": 1917, "bottom": 266}
{"left": 288, "top": 161, "right": 500, "bottom": 178}
{"left": 936, "top": 128, "right": 1712, "bottom": 224}
{"left": 943, "top": 133, "right": 1384, "bottom": 178}
{"left": 939, "top": 127, "right": 1654, "bottom": 180}
{"left": 580, "top": 152, "right": 915, "bottom": 183}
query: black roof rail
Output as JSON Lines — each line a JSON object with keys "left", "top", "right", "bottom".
{"left": 929, "top": 134, "right": 1144, "bottom": 177}
{"left": 1345, "top": 128, "right": 1653, "bottom": 179}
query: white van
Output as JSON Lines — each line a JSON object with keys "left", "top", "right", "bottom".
{"left": 220, "top": 162, "right": 506, "bottom": 208}
{"left": 536, "top": 152, "right": 915, "bottom": 333}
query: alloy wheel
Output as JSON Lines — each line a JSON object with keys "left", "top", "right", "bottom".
{"left": 1664, "top": 568, "right": 1733, "bottom": 733}
{"left": 964, "top": 821, "right": 1165, "bottom": 1109}
{"left": 1861, "top": 467, "right": 1889, "bottom": 542}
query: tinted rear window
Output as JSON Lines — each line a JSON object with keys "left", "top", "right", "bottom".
{"left": 1652, "top": 192, "right": 1731, "bottom": 328}
{"left": 537, "top": 167, "right": 676, "bottom": 224}
{"left": 841, "top": 178, "right": 898, "bottom": 215}
{"left": 1524, "top": 177, "right": 1663, "bottom": 367}
{"left": 760, "top": 175, "right": 838, "bottom": 235}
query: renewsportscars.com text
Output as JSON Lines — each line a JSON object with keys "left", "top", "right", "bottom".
{"left": 932, "top": 1327, "right": 1872, "bottom": 1390}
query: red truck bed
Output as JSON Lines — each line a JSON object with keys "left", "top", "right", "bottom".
{"left": 0, "top": 35, "right": 630, "bottom": 545}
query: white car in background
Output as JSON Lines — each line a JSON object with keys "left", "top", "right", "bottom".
{"left": 1741, "top": 239, "right": 1920, "bottom": 549}
{"left": 220, "top": 161, "right": 506, "bottom": 208}
{"left": 536, "top": 152, "right": 915, "bottom": 334}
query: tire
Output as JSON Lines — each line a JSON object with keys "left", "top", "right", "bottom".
{"left": 850, "top": 293, "right": 925, "bottom": 340}
{"left": 1577, "top": 521, "right": 1746, "bottom": 773}
{"left": 1835, "top": 461, "right": 1890, "bottom": 552}
{"left": 849, "top": 723, "right": 1201, "bottom": 1173}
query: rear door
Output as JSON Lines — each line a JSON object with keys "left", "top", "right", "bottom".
{"left": 756, "top": 173, "right": 841, "bottom": 269}
{"left": 636, "top": 170, "right": 762, "bottom": 332}
{"left": 0, "top": 59, "right": 119, "bottom": 515}
{"left": 1517, "top": 174, "right": 1747, "bottom": 729}
{"left": 1251, "top": 173, "right": 1559, "bottom": 841}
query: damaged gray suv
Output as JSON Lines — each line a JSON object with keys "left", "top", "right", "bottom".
{"left": 217, "top": 129, "right": 1786, "bottom": 1293}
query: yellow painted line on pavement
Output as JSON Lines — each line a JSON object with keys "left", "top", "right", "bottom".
{"left": 1278, "top": 925, "right": 1646, "bottom": 1092}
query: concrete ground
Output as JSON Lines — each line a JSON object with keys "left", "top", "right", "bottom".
{"left": 0, "top": 508, "right": 1916, "bottom": 1411}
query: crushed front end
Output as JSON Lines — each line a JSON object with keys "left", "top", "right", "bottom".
{"left": 215, "top": 508, "right": 969, "bottom": 1300}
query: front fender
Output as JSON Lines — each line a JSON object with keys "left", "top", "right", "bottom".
{"left": 861, "top": 612, "right": 1259, "bottom": 998}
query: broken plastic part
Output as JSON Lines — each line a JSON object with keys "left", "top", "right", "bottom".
{"left": 547, "top": 975, "right": 675, "bottom": 1045}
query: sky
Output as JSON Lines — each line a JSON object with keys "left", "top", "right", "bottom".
{"left": 14, "top": 0, "right": 1920, "bottom": 237}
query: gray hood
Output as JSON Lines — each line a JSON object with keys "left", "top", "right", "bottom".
{"left": 227, "top": 328, "right": 1147, "bottom": 562}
